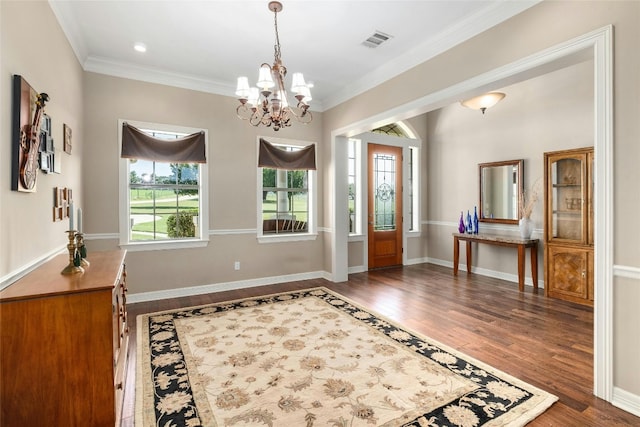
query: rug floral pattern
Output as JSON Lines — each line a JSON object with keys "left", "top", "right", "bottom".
{"left": 136, "top": 288, "right": 557, "bottom": 426}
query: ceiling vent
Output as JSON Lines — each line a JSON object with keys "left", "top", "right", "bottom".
{"left": 362, "top": 31, "right": 392, "bottom": 48}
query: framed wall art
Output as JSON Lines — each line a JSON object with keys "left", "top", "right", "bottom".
{"left": 39, "top": 114, "right": 56, "bottom": 174}
{"left": 11, "top": 75, "right": 49, "bottom": 192}
{"left": 52, "top": 149, "right": 62, "bottom": 174}
{"left": 63, "top": 123, "right": 72, "bottom": 154}
{"left": 53, "top": 187, "right": 72, "bottom": 222}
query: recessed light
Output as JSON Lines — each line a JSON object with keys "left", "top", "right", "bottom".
{"left": 134, "top": 42, "right": 147, "bottom": 53}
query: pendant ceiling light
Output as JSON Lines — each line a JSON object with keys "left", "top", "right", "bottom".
{"left": 460, "top": 92, "right": 506, "bottom": 114}
{"left": 235, "top": 1, "right": 312, "bottom": 131}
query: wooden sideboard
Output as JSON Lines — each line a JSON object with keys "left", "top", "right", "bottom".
{"left": 0, "top": 250, "right": 128, "bottom": 427}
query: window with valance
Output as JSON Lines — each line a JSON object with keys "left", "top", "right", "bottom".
{"left": 258, "top": 138, "right": 316, "bottom": 240}
{"left": 118, "top": 121, "right": 209, "bottom": 249}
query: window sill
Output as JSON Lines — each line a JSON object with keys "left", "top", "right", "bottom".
{"left": 257, "top": 233, "right": 318, "bottom": 244}
{"left": 119, "top": 238, "right": 209, "bottom": 252}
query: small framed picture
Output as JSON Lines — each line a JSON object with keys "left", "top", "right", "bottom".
{"left": 52, "top": 149, "right": 62, "bottom": 173}
{"left": 63, "top": 124, "right": 72, "bottom": 154}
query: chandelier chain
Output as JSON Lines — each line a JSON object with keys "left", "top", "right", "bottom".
{"left": 273, "top": 7, "right": 281, "bottom": 63}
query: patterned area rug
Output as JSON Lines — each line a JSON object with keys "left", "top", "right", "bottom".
{"left": 136, "top": 288, "right": 557, "bottom": 426}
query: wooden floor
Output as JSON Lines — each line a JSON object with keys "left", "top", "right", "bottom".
{"left": 120, "top": 263, "right": 639, "bottom": 426}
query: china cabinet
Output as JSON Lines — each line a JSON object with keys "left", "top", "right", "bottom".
{"left": 544, "top": 147, "right": 594, "bottom": 306}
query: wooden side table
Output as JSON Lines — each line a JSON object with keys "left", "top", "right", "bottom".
{"left": 453, "top": 233, "right": 538, "bottom": 292}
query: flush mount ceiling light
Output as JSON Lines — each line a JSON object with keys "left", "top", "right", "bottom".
{"left": 133, "top": 42, "right": 147, "bottom": 53}
{"left": 235, "top": 1, "right": 312, "bottom": 131}
{"left": 460, "top": 92, "right": 506, "bottom": 114}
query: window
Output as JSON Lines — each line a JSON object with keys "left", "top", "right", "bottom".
{"left": 348, "top": 139, "right": 358, "bottom": 234}
{"left": 408, "top": 146, "right": 419, "bottom": 232}
{"left": 119, "top": 121, "right": 208, "bottom": 250}
{"left": 347, "top": 138, "right": 363, "bottom": 236}
{"left": 258, "top": 139, "right": 316, "bottom": 241}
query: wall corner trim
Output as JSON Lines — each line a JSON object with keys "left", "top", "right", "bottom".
{"left": 0, "top": 245, "right": 67, "bottom": 291}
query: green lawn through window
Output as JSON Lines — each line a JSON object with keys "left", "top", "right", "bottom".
{"left": 130, "top": 191, "right": 199, "bottom": 240}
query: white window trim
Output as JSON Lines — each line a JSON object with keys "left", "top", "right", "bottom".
{"left": 348, "top": 138, "right": 363, "bottom": 238}
{"left": 407, "top": 145, "right": 420, "bottom": 234}
{"left": 256, "top": 136, "right": 317, "bottom": 244}
{"left": 118, "top": 119, "right": 209, "bottom": 251}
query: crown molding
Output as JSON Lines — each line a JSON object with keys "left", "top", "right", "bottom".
{"left": 48, "top": 0, "right": 88, "bottom": 62}
{"left": 83, "top": 55, "right": 327, "bottom": 112}
{"left": 321, "top": 1, "right": 540, "bottom": 110}
{"left": 84, "top": 56, "right": 232, "bottom": 95}
{"left": 49, "top": 0, "right": 534, "bottom": 112}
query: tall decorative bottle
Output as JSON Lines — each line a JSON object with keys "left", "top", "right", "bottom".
{"left": 473, "top": 206, "right": 479, "bottom": 234}
{"left": 466, "top": 210, "right": 472, "bottom": 234}
{"left": 458, "top": 211, "right": 465, "bottom": 233}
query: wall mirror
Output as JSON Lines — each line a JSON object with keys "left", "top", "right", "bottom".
{"left": 479, "top": 159, "right": 523, "bottom": 224}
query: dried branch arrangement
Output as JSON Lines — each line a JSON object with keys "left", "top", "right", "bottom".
{"left": 519, "top": 178, "right": 542, "bottom": 219}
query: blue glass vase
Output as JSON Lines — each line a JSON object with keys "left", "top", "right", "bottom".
{"left": 473, "top": 206, "right": 479, "bottom": 234}
{"left": 466, "top": 210, "right": 472, "bottom": 234}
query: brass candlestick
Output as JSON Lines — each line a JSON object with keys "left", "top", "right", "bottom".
{"left": 61, "top": 230, "right": 84, "bottom": 275}
{"left": 75, "top": 232, "right": 90, "bottom": 267}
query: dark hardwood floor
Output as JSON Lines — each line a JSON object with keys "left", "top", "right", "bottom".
{"left": 120, "top": 263, "right": 639, "bottom": 426}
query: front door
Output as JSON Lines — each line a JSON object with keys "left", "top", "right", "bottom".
{"left": 368, "top": 144, "right": 403, "bottom": 269}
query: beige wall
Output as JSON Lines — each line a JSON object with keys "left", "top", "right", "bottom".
{"left": 615, "top": 276, "right": 640, "bottom": 394}
{"left": 1, "top": 1, "right": 84, "bottom": 284}
{"left": 425, "top": 60, "right": 593, "bottom": 279}
{"left": 82, "top": 72, "right": 325, "bottom": 294}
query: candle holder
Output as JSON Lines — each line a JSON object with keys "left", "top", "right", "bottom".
{"left": 75, "top": 232, "right": 90, "bottom": 267}
{"left": 61, "top": 230, "right": 84, "bottom": 275}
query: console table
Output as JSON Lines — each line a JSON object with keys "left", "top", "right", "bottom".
{"left": 452, "top": 233, "right": 538, "bottom": 292}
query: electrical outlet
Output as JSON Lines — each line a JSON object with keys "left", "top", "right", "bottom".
{"left": 234, "top": 261, "right": 240, "bottom": 270}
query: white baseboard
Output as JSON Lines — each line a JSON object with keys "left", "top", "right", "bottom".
{"left": 612, "top": 386, "right": 640, "bottom": 417}
{"left": 347, "top": 258, "right": 428, "bottom": 273}
{"left": 348, "top": 266, "right": 366, "bottom": 274}
{"left": 347, "top": 258, "right": 543, "bottom": 289}
{"left": 425, "top": 257, "right": 544, "bottom": 288}
{"left": 127, "top": 270, "right": 328, "bottom": 304}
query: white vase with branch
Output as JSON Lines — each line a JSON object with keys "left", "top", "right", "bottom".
{"left": 518, "top": 179, "right": 541, "bottom": 239}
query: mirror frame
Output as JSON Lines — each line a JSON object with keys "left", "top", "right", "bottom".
{"left": 478, "top": 159, "right": 524, "bottom": 225}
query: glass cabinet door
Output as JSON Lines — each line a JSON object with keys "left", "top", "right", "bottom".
{"left": 548, "top": 153, "right": 587, "bottom": 243}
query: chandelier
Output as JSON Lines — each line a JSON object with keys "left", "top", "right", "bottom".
{"left": 235, "top": 1, "right": 312, "bottom": 131}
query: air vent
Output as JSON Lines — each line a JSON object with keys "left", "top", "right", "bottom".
{"left": 362, "top": 31, "right": 392, "bottom": 48}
